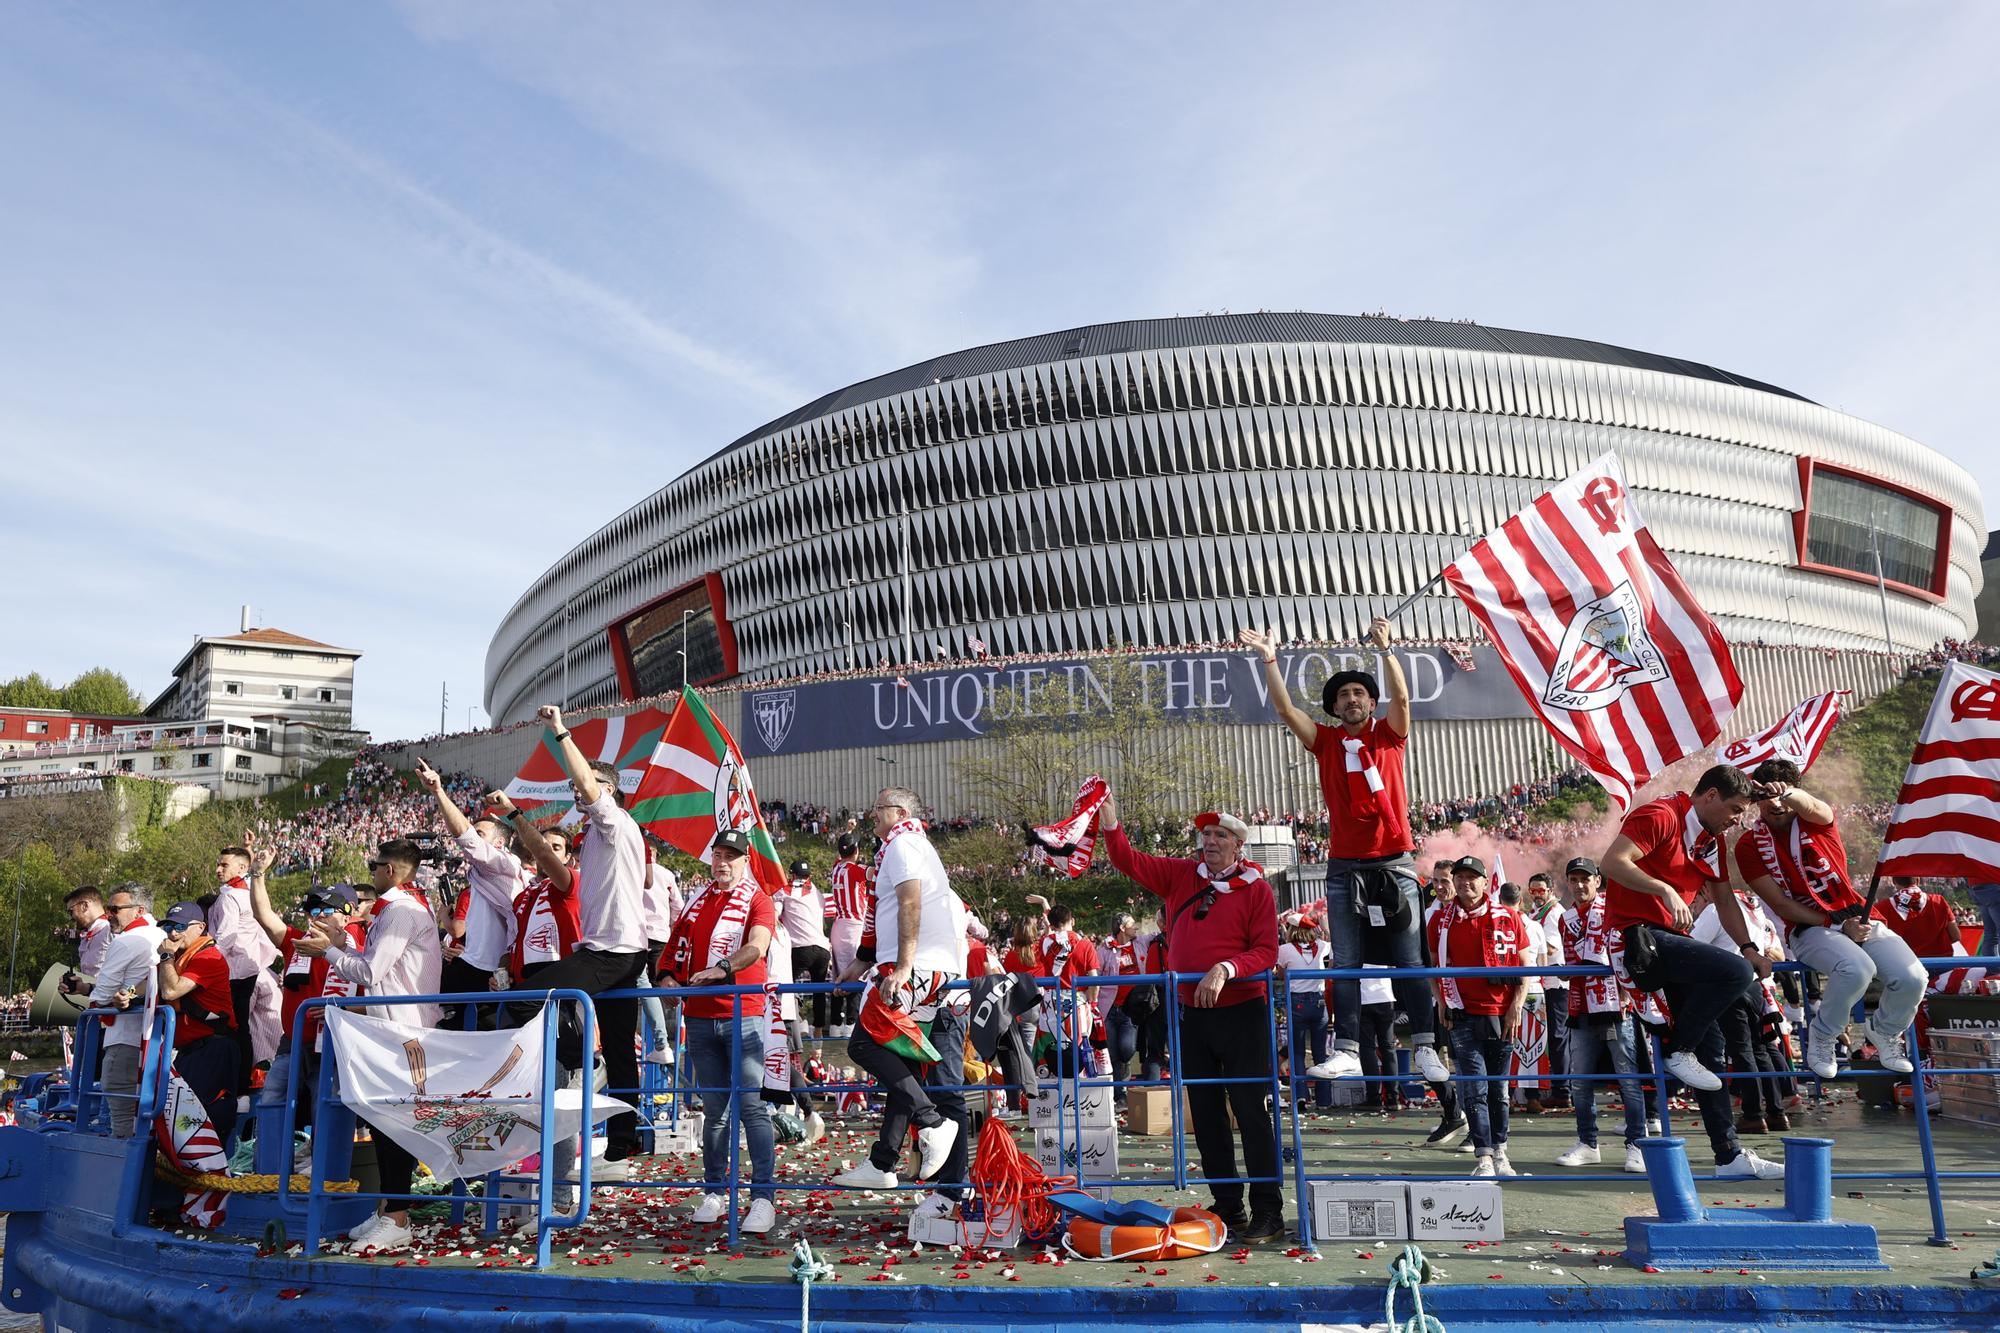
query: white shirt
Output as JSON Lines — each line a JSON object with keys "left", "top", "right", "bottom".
{"left": 324, "top": 888, "right": 444, "bottom": 1028}
{"left": 575, "top": 790, "right": 647, "bottom": 954}
{"left": 639, "top": 862, "right": 680, "bottom": 945}
{"left": 78, "top": 917, "right": 113, "bottom": 976}
{"left": 873, "top": 831, "right": 967, "bottom": 975}
{"left": 1359, "top": 962, "right": 1396, "bottom": 1007}
{"left": 89, "top": 923, "right": 166, "bottom": 1048}
{"left": 1519, "top": 915, "right": 1547, "bottom": 999}
{"left": 208, "top": 881, "right": 279, "bottom": 981}
{"left": 1277, "top": 940, "right": 1330, "bottom": 994}
{"left": 455, "top": 828, "right": 529, "bottom": 973}
{"left": 1693, "top": 891, "right": 1783, "bottom": 954}
{"left": 777, "top": 879, "right": 830, "bottom": 951}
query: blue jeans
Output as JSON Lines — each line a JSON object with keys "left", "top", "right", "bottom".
{"left": 1446, "top": 1017, "right": 1511, "bottom": 1153}
{"left": 1567, "top": 1013, "right": 1647, "bottom": 1147}
{"left": 1970, "top": 883, "right": 2000, "bottom": 954}
{"left": 1287, "top": 993, "right": 1333, "bottom": 1107}
{"left": 684, "top": 1014, "right": 775, "bottom": 1203}
{"left": 1325, "top": 855, "right": 1436, "bottom": 1053}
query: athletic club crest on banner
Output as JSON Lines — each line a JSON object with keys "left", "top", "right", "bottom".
{"left": 1543, "top": 583, "right": 1669, "bottom": 712}
{"left": 750, "top": 690, "right": 797, "bottom": 753}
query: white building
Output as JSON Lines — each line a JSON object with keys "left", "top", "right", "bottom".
{"left": 147, "top": 624, "right": 361, "bottom": 728}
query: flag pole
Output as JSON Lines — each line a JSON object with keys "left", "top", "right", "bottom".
{"left": 1368, "top": 567, "right": 1451, "bottom": 639}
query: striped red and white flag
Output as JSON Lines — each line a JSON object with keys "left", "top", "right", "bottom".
{"left": 1875, "top": 660, "right": 2000, "bottom": 881}
{"left": 1442, "top": 453, "right": 1744, "bottom": 811}
{"left": 1717, "top": 690, "right": 1851, "bottom": 774}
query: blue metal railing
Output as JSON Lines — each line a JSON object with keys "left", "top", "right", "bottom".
{"left": 50, "top": 953, "right": 2000, "bottom": 1266}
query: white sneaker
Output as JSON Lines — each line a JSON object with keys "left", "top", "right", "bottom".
{"left": 644, "top": 1046, "right": 675, "bottom": 1066}
{"left": 1304, "top": 1050, "right": 1364, "bottom": 1080}
{"left": 741, "top": 1198, "right": 776, "bottom": 1234}
{"left": 1716, "top": 1148, "right": 1784, "bottom": 1180}
{"left": 1804, "top": 1029, "right": 1839, "bottom": 1081}
{"left": 916, "top": 1119, "right": 959, "bottom": 1180}
{"left": 689, "top": 1193, "right": 728, "bottom": 1223}
{"left": 1646, "top": 1119, "right": 1663, "bottom": 1138}
{"left": 592, "top": 1156, "right": 633, "bottom": 1183}
{"left": 804, "top": 1111, "right": 827, "bottom": 1144}
{"left": 1663, "top": 1049, "right": 1722, "bottom": 1092}
{"left": 358, "top": 1217, "right": 412, "bottom": 1252}
{"left": 1493, "top": 1147, "right": 1519, "bottom": 1177}
{"left": 913, "top": 1190, "right": 954, "bottom": 1221}
{"left": 1555, "top": 1141, "right": 1601, "bottom": 1167}
{"left": 1413, "top": 1045, "right": 1449, "bottom": 1083}
{"left": 1865, "top": 1021, "right": 1915, "bottom": 1074}
{"left": 1472, "top": 1153, "right": 1497, "bottom": 1177}
{"left": 1624, "top": 1144, "right": 1648, "bottom": 1174}
{"left": 833, "top": 1162, "right": 898, "bottom": 1190}
{"left": 344, "top": 1213, "right": 388, "bottom": 1245}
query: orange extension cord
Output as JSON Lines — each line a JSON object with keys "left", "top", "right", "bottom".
{"left": 964, "top": 1114, "right": 1075, "bottom": 1248}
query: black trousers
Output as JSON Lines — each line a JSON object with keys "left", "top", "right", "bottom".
{"left": 440, "top": 956, "right": 496, "bottom": 1031}
{"left": 846, "top": 1002, "right": 969, "bottom": 1195}
{"left": 1358, "top": 1004, "right": 1401, "bottom": 1108}
{"left": 228, "top": 977, "right": 258, "bottom": 1108}
{"left": 792, "top": 945, "right": 832, "bottom": 1029}
{"left": 1718, "top": 989, "right": 1783, "bottom": 1121}
{"left": 364, "top": 1116, "right": 416, "bottom": 1211}
{"left": 177, "top": 1032, "right": 241, "bottom": 1145}
{"left": 504, "top": 946, "right": 648, "bottom": 1156}
{"left": 1178, "top": 1000, "right": 1281, "bottom": 1215}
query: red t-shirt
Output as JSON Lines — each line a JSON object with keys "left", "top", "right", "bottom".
{"left": 966, "top": 939, "right": 989, "bottom": 977}
{"left": 1730, "top": 817, "right": 1863, "bottom": 931}
{"left": 279, "top": 921, "right": 368, "bottom": 1043}
{"left": 1107, "top": 937, "right": 1141, "bottom": 1006}
{"left": 1436, "top": 903, "right": 1528, "bottom": 1016}
{"left": 1312, "top": 718, "right": 1413, "bottom": 859}
{"left": 172, "top": 939, "right": 236, "bottom": 1045}
{"left": 1605, "top": 793, "right": 1721, "bottom": 932}
{"left": 1874, "top": 889, "right": 1960, "bottom": 958}
{"left": 663, "top": 884, "right": 778, "bottom": 1019}
{"left": 1003, "top": 945, "right": 1037, "bottom": 975}
{"left": 1036, "top": 929, "right": 1096, "bottom": 987}
{"left": 512, "top": 866, "right": 583, "bottom": 975}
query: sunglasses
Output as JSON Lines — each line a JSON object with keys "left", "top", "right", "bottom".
{"left": 108, "top": 902, "right": 138, "bottom": 914}
{"left": 1192, "top": 888, "right": 1219, "bottom": 921}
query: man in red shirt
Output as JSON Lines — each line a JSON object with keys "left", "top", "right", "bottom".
{"left": 1733, "top": 759, "right": 1924, "bottom": 1080}
{"left": 1430, "top": 858, "right": 1528, "bottom": 1177}
{"left": 247, "top": 855, "right": 366, "bottom": 1163}
{"left": 1602, "top": 763, "right": 1781, "bottom": 1180}
{"left": 1242, "top": 624, "right": 1447, "bottom": 1089}
{"left": 1103, "top": 794, "right": 1285, "bottom": 1242}
{"left": 154, "top": 901, "right": 241, "bottom": 1142}
{"left": 1034, "top": 903, "right": 1097, "bottom": 1078}
{"left": 1874, "top": 878, "right": 1979, "bottom": 995}
{"left": 505, "top": 827, "right": 583, "bottom": 985}
{"left": 658, "top": 827, "right": 778, "bottom": 1236}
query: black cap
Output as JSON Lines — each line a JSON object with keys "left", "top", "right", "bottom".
{"left": 790, "top": 859, "right": 812, "bottom": 877}
{"left": 1321, "top": 670, "right": 1380, "bottom": 715}
{"left": 712, "top": 828, "right": 754, "bottom": 856}
{"left": 1565, "top": 857, "right": 1601, "bottom": 877}
{"left": 1450, "top": 856, "right": 1487, "bottom": 877}
{"left": 162, "top": 901, "right": 207, "bottom": 931}
{"left": 837, "top": 835, "right": 858, "bottom": 856}
{"left": 305, "top": 883, "right": 360, "bottom": 912}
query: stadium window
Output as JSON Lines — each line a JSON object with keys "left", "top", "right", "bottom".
{"left": 1796, "top": 460, "right": 1947, "bottom": 597}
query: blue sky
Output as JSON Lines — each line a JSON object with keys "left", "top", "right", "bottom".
{"left": 4, "top": 3, "right": 1996, "bottom": 742}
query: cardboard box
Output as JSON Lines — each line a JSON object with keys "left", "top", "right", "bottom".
{"left": 1408, "top": 1180, "right": 1504, "bottom": 1241}
{"left": 1028, "top": 1077, "right": 1114, "bottom": 1130}
{"left": 909, "top": 1199, "right": 1023, "bottom": 1249}
{"left": 1124, "top": 1086, "right": 1174, "bottom": 1136}
{"left": 1308, "top": 1181, "right": 1409, "bottom": 1241}
{"left": 1033, "top": 1126, "right": 1118, "bottom": 1183}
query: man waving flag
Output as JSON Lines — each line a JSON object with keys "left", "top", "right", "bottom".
{"left": 1442, "top": 453, "right": 1743, "bottom": 810}
{"left": 501, "top": 706, "right": 673, "bottom": 826}
{"left": 630, "top": 688, "right": 787, "bottom": 893}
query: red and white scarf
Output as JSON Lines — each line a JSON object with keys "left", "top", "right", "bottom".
{"left": 1747, "top": 817, "right": 1853, "bottom": 925}
{"left": 1681, "top": 801, "right": 1722, "bottom": 882}
{"left": 1028, "top": 775, "right": 1109, "bottom": 878}
{"left": 1560, "top": 900, "right": 1624, "bottom": 1016}
{"left": 668, "top": 878, "right": 760, "bottom": 979}
{"left": 873, "top": 817, "right": 927, "bottom": 873}
{"left": 1432, "top": 897, "right": 1522, "bottom": 1011}
{"left": 1341, "top": 734, "right": 1384, "bottom": 821}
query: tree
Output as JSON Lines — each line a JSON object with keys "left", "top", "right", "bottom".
{"left": 953, "top": 653, "right": 1234, "bottom": 843}
{"left": 0, "top": 674, "right": 62, "bottom": 709}
{"left": 61, "top": 668, "right": 148, "bottom": 716}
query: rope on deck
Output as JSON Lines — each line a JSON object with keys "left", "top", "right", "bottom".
{"left": 1385, "top": 1243, "right": 1445, "bottom": 1333}
{"left": 790, "top": 1236, "right": 835, "bottom": 1333}
{"left": 154, "top": 1161, "right": 359, "bottom": 1194}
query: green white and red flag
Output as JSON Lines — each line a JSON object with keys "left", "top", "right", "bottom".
{"left": 501, "top": 706, "right": 673, "bottom": 827}
{"left": 629, "top": 688, "right": 787, "bottom": 894}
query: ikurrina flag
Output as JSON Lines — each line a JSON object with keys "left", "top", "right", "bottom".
{"left": 325, "top": 1006, "right": 633, "bottom": 1182}
{"left": 1441, "top": 453, "right": 1743, "bottom": 811}
{"left": 1717, "top": 690, "right": 1850, "bottom": 775}
{"left": 501, "top": 706, "right": 673, "bottom": 827}
{"left": 629, "top": 688, "right": 786, "bottom": 893}
{"left": 1875, "top": 660, "right": 2000, "bottom": 882}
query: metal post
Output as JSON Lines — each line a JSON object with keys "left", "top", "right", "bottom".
{"left": 1650, "top": 1031, "right": 1672, "bottom": 1140}
{"left": 679, "top": 608, "right": 692, "bottom": 693}
{"left": 1868, "top": 506, "right": 1897, "bottom": 669}
{"left": 1905, "top": 1016, "right": 1952, "bottom": 1245}
{"left": 439, "top": 681, "right": 448, "bottom": 738}
{"left": 727, "top": 988, "right": 742, "bottom": 1249}
{"left": 1165, "top": 973, "right": 1188, "bottom": 1191}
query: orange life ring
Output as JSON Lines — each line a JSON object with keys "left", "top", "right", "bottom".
{"left": 1061, "top": 1206, "right": 1228, "bottom": 1262}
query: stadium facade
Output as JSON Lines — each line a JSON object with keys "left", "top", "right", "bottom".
{"left": 474, "top": 314, "right": 1984, "bottom": 813}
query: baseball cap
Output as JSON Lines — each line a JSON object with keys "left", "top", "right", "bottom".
{"left": 790, "top": 859, "right": 812, "bottom": 877}
{"left": 161, "top": 902, "right": 207, "bottom": 931}
{"left": 712, "top": 828, "right": 753, "bottom": 856}
{"left": 1565, "top": 856, "right": 1601, "bottom": 877}
{"left": 305, "top": 883, "right": 360, "bottom": 912}
{"left": 1450, "top": 856, "right": 1487, "bottom": 878}
{"left": 1193, "top": 811, "right": 1250, "bottom": 840}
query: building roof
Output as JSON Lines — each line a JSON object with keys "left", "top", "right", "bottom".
{"left": 715, "top": 311, "right": 1812, "bottom": 461}
{"left": 210, "top": 628, "right": 356, "bottom": 652}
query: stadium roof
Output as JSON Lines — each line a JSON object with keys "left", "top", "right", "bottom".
{"left": 718, "top": 312, "right": 1812, "bottom": 458}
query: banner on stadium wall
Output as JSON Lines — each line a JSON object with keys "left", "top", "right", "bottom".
{"left": 737, "top": 645, "right": 1531, "bottom": 758}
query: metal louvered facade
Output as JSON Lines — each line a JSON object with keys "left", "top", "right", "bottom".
{"left": 484, "top": 313, "right": 1983, "bottom": 805}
